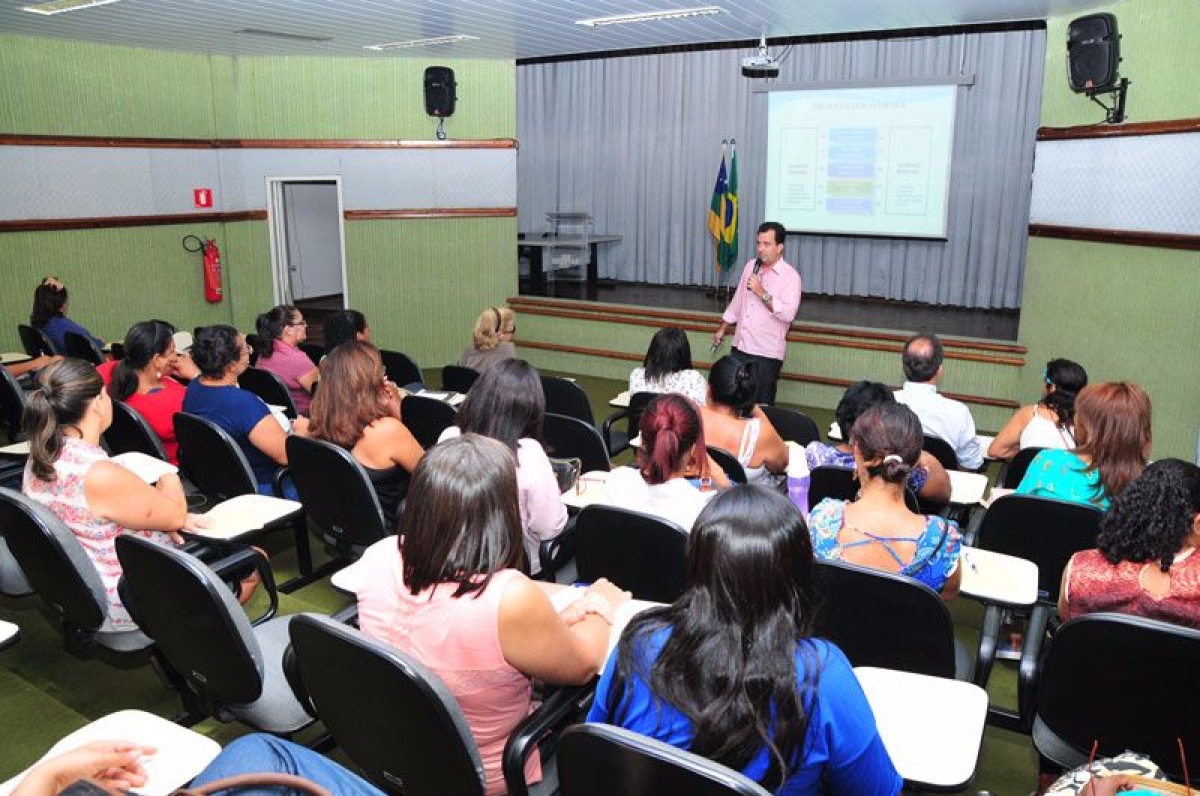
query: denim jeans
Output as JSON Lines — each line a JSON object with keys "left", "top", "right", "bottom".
{"left": 189, "top": 734, "right": 384, "bottom": 795}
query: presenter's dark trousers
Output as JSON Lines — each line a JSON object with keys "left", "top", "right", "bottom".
{"left": 730, "top": 347, "right": 783, "bottom": 406}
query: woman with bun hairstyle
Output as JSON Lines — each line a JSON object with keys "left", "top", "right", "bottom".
{"left": 698, "top": 355, "right": 788, "bottom": 485}
{"left": 807, "top": 402, "right": 962, "bottom": 597}
{"left": 252, "top": 305, "right": 319, "bottom": 415}
{"left": 988, "top": 358, "right": 1088, "bottom": 460}
{"left": 458, "top": 306, "right": 517, "bottom": 373}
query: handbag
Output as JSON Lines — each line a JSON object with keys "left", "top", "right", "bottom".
{"left": 1046, "top": 751, "right": 1192, "bottom": 795}
{"left": 549, "top": 457, "right": 582, "bottom": 494}
{"left": 174, "top": 773, "right": 331, "bottom": 795}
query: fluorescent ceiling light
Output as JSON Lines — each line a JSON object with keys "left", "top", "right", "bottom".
{"left": 21, "top": 0, "right": 119, "bottom": 15}
{"left": 576, "top": 5, "right": 724, "bottom": 28}
{"left": 365, "top": 35, "right": 479, "bottom": 51}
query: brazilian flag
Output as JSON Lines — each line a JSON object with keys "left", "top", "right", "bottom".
{"left": 707, "top": 150, "right": 739, "bottom": 274}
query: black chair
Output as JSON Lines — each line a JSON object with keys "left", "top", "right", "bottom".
{"left": 807, "top": 466, "right": 921, "bottom": 514}
{"left": 286, "top": 436, "right": 390, "bottom": 561}
{"left": 18, "top": 324, "right": 57, "bottom": 357}
{"left": 238, "top": 366, "right": 298, "bottom": 419}
{"left": 115, "top": 535, "right": 311, "bottom": 734}
{"left": 558, "top": 723, "right": 772, "bottom": 796}
{"left": 0, "top": 365, "right": 28, "bottom": 443}
{"left": 298, "top": 342, "right": 324, "bottom": 366}
{"left": 542, "top": 375, "right": 595, "bottom": 427}
{"left": 813, "top": 558, "right": 963, "bottom": 679}
{"left": 401, "top": 395, "right": 457, "bottom": 450}
{"left": 379, "top": 349, "right": 424, "bottom": 390}
{"left": 602, "top": 391, "right": 654, "bottom": 458}
{"left": 543, "top": 412, "right": 612, "bottom": 473}
{"left": 922, "top": 434, "right": 960, "bottom": 472}
{"left": 996, "top": 446, "right": 1046, "bottom": 489}
{"left": 574, "top": 504, "right": 688, "bottom": 603}
{"left": 442, "top": 364, "right": 480, "bottom": 393}
{"left": 761, "top": 405, "right": 820, "bottom": 447}
{"left": 108, "top": 341, "right": 124, "bottom": 361}
{"left": 288, "top": 613, "right": 589, "bottom": 796}
{"left": 62, "top": 330, "right": 105, "bottom": 366}
{"left": 1025, "top": 613, "right": 1200, "bottom": 782}
{"left": 103, "top": 401, "right": 169, "bottom": 461}
{"left": 173, "top": 412, "right": 313, "bottom": 591}
{"left": 706, "top": 446, "right": 747, "bottom": 485}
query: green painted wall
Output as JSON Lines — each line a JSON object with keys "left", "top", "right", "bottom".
{"left": 0, "top": 34, "right": 516, "bottom": 363}
{"left": 1020, "top": 1, "right": 1200, "bottom": 460}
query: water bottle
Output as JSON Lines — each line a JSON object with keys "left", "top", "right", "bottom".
{"left": 787, "top": 452, "right": 811, "bottom": 522}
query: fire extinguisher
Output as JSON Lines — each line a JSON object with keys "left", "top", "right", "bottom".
{"left": 183, "top": 235, "right": 224, "bottom": 303}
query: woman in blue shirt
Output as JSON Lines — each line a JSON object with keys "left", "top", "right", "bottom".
{"left": 587, "top": 485, "right": 901, "bottom": 795}
{"left": 30, "top": 277, "right": 104, "bottom": 353}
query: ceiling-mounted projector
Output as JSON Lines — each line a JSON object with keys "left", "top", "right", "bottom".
{"left": 742, "top": 35, "right": 779, "bottom": 78}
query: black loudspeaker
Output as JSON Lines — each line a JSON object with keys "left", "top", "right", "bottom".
{"left": 424, "top": 66, "right": 457, "bottom": 117}
{"left": 1067, "top": 13, "right": 1120, "bottom": 93}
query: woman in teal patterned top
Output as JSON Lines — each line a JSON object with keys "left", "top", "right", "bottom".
{"left": 1015, "top": 381, "right": 1151, "bottom": 510}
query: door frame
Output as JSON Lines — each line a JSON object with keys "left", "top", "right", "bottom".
{"left": 265, "top": 175, "right": 350, "bottom": 308}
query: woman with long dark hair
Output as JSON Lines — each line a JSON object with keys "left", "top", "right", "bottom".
{"left": 698, "top": 355, "right": 788, "bottom": 485}
{"left": 589, "top": 485, "right": 901, "bottom": 793}
{"left": 628, "top": 327, "right": 707, "bottom": 405}
{"left": 308, "top": 342, "right": 423, "bottom": 530}
{"left": 253, "top": 305, "right": 319, "bottom": 415}
{"left": 322, "top": 309, "right": 370, "bottom": 352}
{"left": 438, "top": 359, "right": 566, "bottom": 574}
{"left": 30, "top": 276, "right": 104, "bottom": 352}
{"left": 988, "top": 358, "right": 1088, "bottom": 460}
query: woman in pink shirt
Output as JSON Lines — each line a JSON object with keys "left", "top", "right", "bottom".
{"left": 252, "top": 305, "right": 318, "bottom": 415}
{"left": 354, "top": 434, "right": 629, "bottom": 794}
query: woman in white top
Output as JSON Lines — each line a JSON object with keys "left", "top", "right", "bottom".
{"left": 988, "top": 358, "right": 1087, "bottom": 460}
{"left": 438, "top": 359, "right": 567, "bottom": 574}
{"left": 699, "top": 356, "right": 788, "bottom": 486}
{"left": 604, "top": 393, "right": 729, "bottom": 530}
{"left": 628, "top": 327, "right": 707, "bottom": 406}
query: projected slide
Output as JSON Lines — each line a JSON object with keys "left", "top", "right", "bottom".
{"left": 764, "top": 85, "right": 957, "bottom": 239}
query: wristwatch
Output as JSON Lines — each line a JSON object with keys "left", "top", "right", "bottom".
{"left": 761, "top": 291, "right": 772, "bottom": 305}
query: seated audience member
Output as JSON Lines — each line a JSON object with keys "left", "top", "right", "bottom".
{"left": 1015, "top": 381, "right": 1150, "bottom": 510}
{"left": 322, "top": 308, "right": 371, "bottom": 352}
{"left": 627, "top": 327, "right": 708, "bottom": 406}
{"left": 988, "top": 358, "right": 1088, "bottom": 460}
{"left": 183, "top": 325, "right": 307, "bottom": 500}
{"left": 22, "top": 359, "right": 206, "bottom": 631}
{"left": 893, "top": 332, "right": 984, "bottom": 471}
{"left": 589, "top": 485, "right": 902, "bottom": 794}
{"left": 458, "top": 306, "right": 517, "bottom": 372}
{"left": 97, "top": 320, "right": 198, "bottom": 465}
{"left": 808, "top": 402, "right": 962, "bottom": 597}
{"left": 308, "top": 341, "right": 423, "bottom": 531}
{"left": 604, "top": 394, "right": 728, "bottom": 530}
{"left": 1060, "top": 459, "right": 1200, "bottom": 628}
{"left": 439, "top": 359, "right": 567, "bottom": 574}
{"left": 354, "top": 434, "right": 630, "bottom": 795}
{"left": 5, "top": 354, "right": 62, "bottom": 380}
{"left": 806, "top": 381, "right": 951, "bottom": 504}
{"left": 252, "top": 305, "right": 319, "bottom": 415}
{"left": 30, "top": 276, "right": 104, "bottom": 353}
{"left": 698, "top": 356, "right": 788, "bottom": 485}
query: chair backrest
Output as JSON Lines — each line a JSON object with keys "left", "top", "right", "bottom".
{"left": 543, "top": 412, "right": 612, "bottom": 473}
{"left": 62, "top": 331, "right": 104, "bottom": 365}
{"left": 298, "top": 342, "right": 325, "bottom": 366}
{"left": 807, "top": 465, "right": 921, "bottom": 514}
{"left": 173, "top": 412, "right": 258, "bottom": 501}
{"left": 624, "top": 390, "right": 655, "bottom": 435}
{"left": 706, "top": 446, "right": 747, "bottom": 485}
{"left": 103, "top": 401, "right": 168, "bottom": 461}
{"left": 975, "top": 494, "right": 1103, "bottom": 601}
{"left": 812, "top": 558, "right": 958, "bottom": 678}
{"left": 400, "top": 396, "right": 457, "bottom": 450}
{"left": 441, "top": 365, "right": 480, "bottom": 394}
{"left": 0, "top": 365, "right": 28, "bottom": 442}
{"left": 18, "top": 324, "right": 57, "bottom": 357}
{"left": 558, "top": 723, "right": 772, "bottom": 796}
{"left": 115, "top": 535, "right": 265, "bottom": 704}
{"left": 1032, "top": 613, "right": 1200, "bottom": 781}
{"left": 541, "top": 376, "right": 594, "bottom": 427}
{"left": 922, "top": 434, "right": 959, "bottom": 471}
{"left": 997, "top": 446, "right": 1047, "bottom": 489}
{"left": 379, "top": 349, "right": 424, "bottom": 389}
{"left": 575, "top": 505, "right": 688, "bottom": 603}
{"left": 237, "top": 367, "right": 297, "bottom": 419}
{"left": 289, "top": 614, "right": 487, "bottom": 796}
{"left": 760, "top": 405, "right": 820, "bottom": 447}
{"left": 286, "top": 436, "right": 388, "bottom": 555}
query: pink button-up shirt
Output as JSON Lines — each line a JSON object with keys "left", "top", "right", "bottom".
{"left": 722, "top": 257, "right": 802, "bottom": 360}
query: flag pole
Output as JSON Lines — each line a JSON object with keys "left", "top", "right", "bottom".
{"left": 706, "top": 139, "right": 729, "bottom": 300}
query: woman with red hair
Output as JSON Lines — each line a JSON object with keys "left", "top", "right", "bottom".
{"left": 604, "top": 394, "right": 729, "bottom": 531}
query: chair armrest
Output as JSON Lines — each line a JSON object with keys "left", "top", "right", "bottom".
{"left": 207, "top": 546, "right": 279, "bottom": 626}
{"left": 502, "top": 683, "right": 596, "bottom": 796}
{"left": 1016, "top": 602, "right": 1055, "bottom": 731}
{"left": 971, "top": 603, "right": 1004, "bottom": 688}
{"left": 271, "top": 466, "right": 291, "bottom": 499}
{"left": 331, "top": 603, "right": 360, "bottom": 627}
{"left": 537, "top": 516, "right": 578, "bottom": 582}
{"left": 601, "top": 409, "right": 629, "bottom": 456}
{"left": 281, "top": 639, "right": 318, "bottom": 721}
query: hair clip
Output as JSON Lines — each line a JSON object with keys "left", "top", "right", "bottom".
{"left": 883, "top": 454, "right": 903, "bottom": 465}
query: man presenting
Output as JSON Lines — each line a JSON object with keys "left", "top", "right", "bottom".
{"left": 711, "top": 221, "right": 801, "bottom": 405}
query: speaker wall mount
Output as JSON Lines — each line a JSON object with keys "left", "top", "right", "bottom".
{"left": 1067, "top": 13, "right": 1129, "bottom": 124}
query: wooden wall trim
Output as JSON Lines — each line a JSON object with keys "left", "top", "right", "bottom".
{"left": 1037, "top": 117, "right": 1200, "bottom": 140}
{"left": 1028, "top": 223, "right": 1200, "bottom": 251}
{"left": 509, "top": 297, "right": 1026, "bottom": 366}
{"left": 518, "top": 340, "right": 1020, "bottom": 410}
{"left": 346, "top": 208, "right": 516, "bottom": 220}
{"left": 0, "top": 134, "right": 518, "bottom": 150}
{"left": 0, "top": 210, "right": 266, "bottom": 233}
